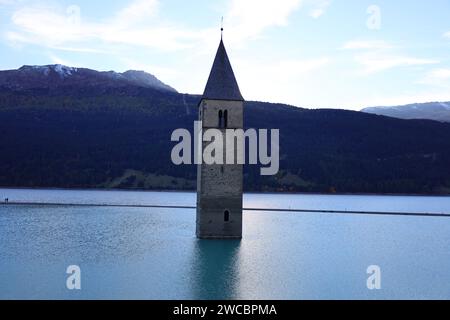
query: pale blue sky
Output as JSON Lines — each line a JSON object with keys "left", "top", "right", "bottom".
{"left": 1, "top": 0, "right": 450, "bottom": 109}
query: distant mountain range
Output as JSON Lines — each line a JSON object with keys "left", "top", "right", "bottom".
{"left": 1, "top": 65, "right": 450, "bottom": 194}
{"left": 362, "top": 102, "right": 450, "bottom": 122}
{"left": 0, "top": 64, "right": 177, "bottom": 93}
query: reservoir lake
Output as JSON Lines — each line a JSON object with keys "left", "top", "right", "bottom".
{"left": 0, "top": 188, "right": 449, "bottom": 299}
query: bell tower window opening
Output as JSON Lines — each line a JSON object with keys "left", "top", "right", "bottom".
{"left": 218, "top": 110, "right": 223, "bottom": 128}
{"left": 224, "top": 210, "right": 230, "bottom": 222}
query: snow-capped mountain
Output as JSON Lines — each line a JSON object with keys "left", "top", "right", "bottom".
{"left": 0, "top": 64, "right": 177, "bottom": 93}
{"left": 362, "top": 102, "right": 450, "bottom": 123}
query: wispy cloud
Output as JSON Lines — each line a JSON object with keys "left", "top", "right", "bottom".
{"left": 10, "top": 6, "right": 90, "bottom": 44}
{"left": 2, "top": 0, "right": 316, "bottom": 102}
{"left": 5, "top": 0, "right": 200, "bottom": 52}
{"left": 0, "top": 0, "right": 21, "bottom": 5}
{"left": 3, "top": 0, "right": 337, "bottom": 58}
{"left": 363, "top": 91, "right": 450, "bottom": 108}
{"left": 48, "top": 53, "right": 74, "bottom": 66}
{"left": 341, "top": 40, "right": 393, "bottom": 50}
{"left": 4, "top": 0, "right": 442, "bottom": 110}
{"left": 5, "top": 0, "right": 308, "bottom": 53}
{"left": 115, "top": 0, "right": 159, "bottom": 26}
{"left": 342, "top": 39, "right": 438, "bottom": 74}
{"left": 119, "top": 57, "right": 179, "bottom": 83}
{"left": 307, "top": 0, "right": 331, "bottom": 18}
{"left": 225, "top": 0, "right": 302, "bottom": 44}
{"left": 418, "top": 68, "right": 450, "bottom": 88}
{"left": 273, "top": 57, "right": 330, "bottom": 74}
{"left": 355, "top": 53, "right": 438, "bottom": 74}
{"left": 235, "top": 56, "right": 330, "bottom": 103}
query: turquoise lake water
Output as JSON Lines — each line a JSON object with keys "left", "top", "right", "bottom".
{"left": 0, "top": 188, "right": 450, "bottom": 299}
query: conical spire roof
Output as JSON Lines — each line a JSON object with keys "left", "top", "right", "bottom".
{"left": 202, "top": 39, "right": 244, "bottom": 101}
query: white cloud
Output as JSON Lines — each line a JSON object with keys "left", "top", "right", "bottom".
{"left": 426, "top": 68, "right": 450, "bottom": 80}
{"left": 342, "top": 39, "right": 439, "bottom": 74}
{"left": 362, "top": 91, "right": 450, "bottom": 108}
{"left": 3, "top": 0, "right": 315, "bottom": 101}
{"left": 307, "top": 0, "right": 331, "bottom": 18}
{"left": 6, "top": 0, "right": 307, "bottom": 55}
{"left": 341, "top": 40, "right": 393, "bottom": 50}
{"left": 46, "top": 46, "right": 108, "bottom": 54}
{"left": 5, "top": 0, "right": 303, "bottom": 52}
{"left": 443, "top": 31, "right": 450, "bottom": 39}
{"left": 272, "top": 57, "right": 330, "bottom": 75}
{"left": 115, "top": 0, "right": 159, "bottom": 26}
{"left": 6, "top": 0, "right": 200, "bottom": 52}
{"left": 11, "top": 7, "right": 88, "bottom": 44}
{"left": 0, "top": 0, "right": 20, "bottom": 5}
{"left": 119, "top": 57, "right": 179, "bottom": 83}
{"left": 309, "top": 8, "right": 325, "bottom": 18}
{"left": 234, "top": 56, "right": 330, "bottom": 103}
{"left": 355, "top": 53, "right": 438, "bottom": 74}
{"left": 418, "top": 68, "right": 450, "bottom": 88}
{"left": 224, "top": 0, "right": 331, "bottom": 43}
{"left": 5, "top": 0, "right": 319, "bottom": 55}
{"left": 225, "top": 0, "right": 302, "bottom": 44}
{"left": 48, "top": 53, "right": 73, "bottom": 66}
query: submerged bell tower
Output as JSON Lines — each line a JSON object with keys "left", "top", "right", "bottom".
{"left": 196, "top": 34, "right": 244, "bottom": 239}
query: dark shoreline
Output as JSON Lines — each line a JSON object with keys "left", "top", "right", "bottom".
{"left": 0, "top": 186, "right": 449, "bottom": 197}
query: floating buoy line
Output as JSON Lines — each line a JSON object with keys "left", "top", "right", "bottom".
{"left": 1, "top": 202, "right": 450, "bottom": 218}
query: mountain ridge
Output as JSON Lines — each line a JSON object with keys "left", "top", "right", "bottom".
{"left": 362, "top": 101, "right": 450, "bottom": 122}
{"left": 0, "top": 64, "right": 177, "bottom": 93}
{"left": 1, "top": 65, "right": 450, "bottom": 194}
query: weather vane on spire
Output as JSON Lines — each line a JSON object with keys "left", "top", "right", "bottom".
{"left": 221, "top": 16, "right": 224, "bottom": 39}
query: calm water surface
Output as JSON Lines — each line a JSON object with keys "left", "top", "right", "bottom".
{"left": 0, "top": 188, "right": 449, "bottom": 299}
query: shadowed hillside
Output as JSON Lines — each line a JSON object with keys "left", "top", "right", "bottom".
{"left": 1, "top": 66, "right": 450, "bottom": 194}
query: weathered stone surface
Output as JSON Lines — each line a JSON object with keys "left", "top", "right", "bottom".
{"left": 196, "top": 39, "right": 244, "bottom": 239}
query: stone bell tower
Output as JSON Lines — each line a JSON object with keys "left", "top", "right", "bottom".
{"left": 196, "top": 36, "right": 244, "bottom": 239}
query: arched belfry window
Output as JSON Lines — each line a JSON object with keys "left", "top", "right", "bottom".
{"left": 224, "top": 210, "right": 230, "bottom": 222}
{"left": 218, "top": 110, "right": 223, "bottom": 128}
{"left": 223, "top": 110, "right": 228, "bottom": 128}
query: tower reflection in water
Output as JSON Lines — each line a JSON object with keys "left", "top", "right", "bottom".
{"left": 190, "top": 239, "right": 241, "bottom": 300}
